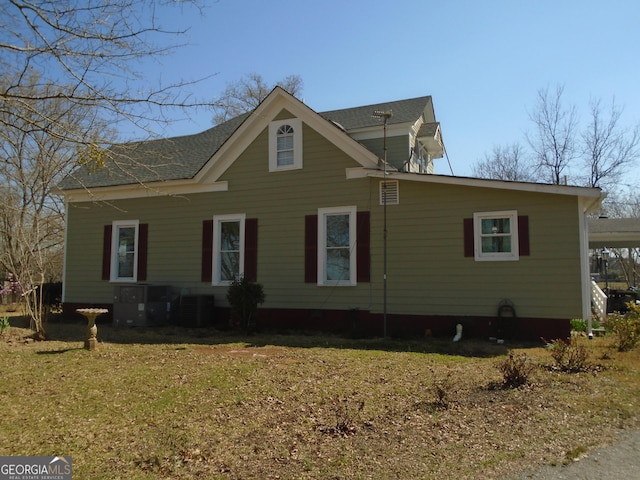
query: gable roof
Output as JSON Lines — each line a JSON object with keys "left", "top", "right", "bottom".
{"left": 56, "top": 88, "right": 603, "bottom": 211}
{"left": 58, "top": 113, "right": 249, "bottom": 190}
{"left": 58, "top": 92, "right": 435, "bottom": 191}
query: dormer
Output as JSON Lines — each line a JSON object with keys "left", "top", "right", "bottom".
{"left": 320, "top": 96, "right": 445, "bottom": 174}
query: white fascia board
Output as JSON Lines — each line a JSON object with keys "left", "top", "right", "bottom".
{"left": 198, "top": 88, "right": 381, "bottom": 183}
{"left": 59, "top": 179, "right": 228, "bottom": 203}
{"left": 346, "top": 168, "right": 604, "bottom": 200}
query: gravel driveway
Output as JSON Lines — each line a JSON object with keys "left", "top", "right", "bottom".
{"left": 504, "top": 430, "right": 640, "bottom": 479}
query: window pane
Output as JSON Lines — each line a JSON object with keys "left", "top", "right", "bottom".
{"left": 277, "top": 124, "right": 294, "bottom": 135}
{"left": 220, "top": 251, "right": 240, "bottom": 282}
{"left": 116, "top": 227, "right": 136, "bottom": 278}
{"left": 277, "top": 150, "right": 294, "bottom": 166}
{"left": 481, "top": 236, "right": 512, "bottom": 253}
{"left": 326, "top": 248, "right": 350, "bottom": 280}
{"left": 326, "top": 214, "right": 349, "bottom": 247}
{"left": 481, "top": 218, "right": 510, "bottom": 235}
{"left": 219, "top": 221, "right": 240, "bottom": 282}
{"left": 221, "top": 221, "right": 240, "bottom": 250}
{"left": 325, "top": 214, "right": 350, "bottom": 281}
{"left": 277, "top": 135, "right": 293, "bottom": 151}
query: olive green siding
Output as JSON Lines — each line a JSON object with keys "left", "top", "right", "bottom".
{"left": 358, "top": 136, "right": 408, "bottom": 170}
{"left": 64, "top": 123, "right": 585, "bottom": 321}
{"left": 64, "top": 123, "right": 373, "bottom": 311}
{"left": 376, "top": 181, "right": 583, "bottom": 320}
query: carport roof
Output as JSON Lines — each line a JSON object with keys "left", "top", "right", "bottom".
{"left": 588, "top": 217, "right": 640, "bottom": 248}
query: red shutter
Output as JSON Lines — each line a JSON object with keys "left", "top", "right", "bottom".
{"left": 137, "top": 223, "right": 148, "bottom": 281}
{"left": 463, "top": 218, "right": 474, "bottom": 257}
{"left": 244, "top": 218, "right": 258, "bottom": 282}
{"left": 356, "top": 211, "right": 370, "bottom": 282}
{"left": 304, "top": 215, "right": 318, "bottom": 283}
{"left": 102, "top": 225, "right": 112, "bottom": 280}
{"left": 201, "top": 220, "right": 213, "bottom": 282}
{"left": 518, "top": 215, "right": 530, "bottom": 256}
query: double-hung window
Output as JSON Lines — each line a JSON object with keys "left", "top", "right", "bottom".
{"left": 276, "top": 124, "right": 294, "bottom": 166}
{"left": 111, "top": 220, "right": 139, "bottom": 282}
{"left": 473, "top": 210, "right": 519, "bottom": 261}
{"left": 318, "top": 206, "right": 357, "bottom": 286}
{"left": 269, "top": 118, "right": 303, "bottom": 171}
{"left": 212, "top": 214, "right": 245, "bottom": 285}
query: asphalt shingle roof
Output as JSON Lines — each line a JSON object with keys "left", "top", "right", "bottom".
{"left": 59, "top": 96, "right": 433, "bottom": 190}
{"left": 320, "top": 96, "right": 433, "bottom": 130}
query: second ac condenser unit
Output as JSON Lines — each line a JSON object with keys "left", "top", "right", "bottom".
{"left": 113, "top": 285, "right": 172, "bottom": 327}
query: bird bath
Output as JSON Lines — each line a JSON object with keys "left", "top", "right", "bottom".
{"left": 76, "top": 308, "right": 108, "bottom": 350}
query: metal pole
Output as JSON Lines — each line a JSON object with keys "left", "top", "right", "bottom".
{"left": 383, "top": 116, "right": 388, "bottom": 338}
{"left": 373, "top": 110, "right": 392, "bottom": 337}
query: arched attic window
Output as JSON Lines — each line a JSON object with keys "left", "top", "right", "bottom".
{"left": 269, "top": 118, "right": 303, "bottom": 171}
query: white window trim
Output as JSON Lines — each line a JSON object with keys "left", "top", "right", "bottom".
{"left": 269, "top": 118, "right": 303, "bottom": 172}
{"left": 473, "top": 210, "right": 519, "bottom": 262}
{"left": 212, "top": 213, "right": 246, "bottom": 286}
{"left": 317, "top": 206, "right": 357, "bottom": 286}
{"left": 110, "top": 220, "right": 139, "bottom": 283}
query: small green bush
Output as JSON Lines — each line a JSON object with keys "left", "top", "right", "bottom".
{"left": 571, "top": 318, "right": 601, "bottom": 333}
{"left": 546, "top": 337, "right": 590, "bottom": 372}
{"left": 605, "top": 302, "right": 640, "bottom": 352}
{"left": 571, "top": 319, "right": 587, "bottom": 332}
{"left": 0, "top": 316, "right": 9, "bottom": 336}
{"left": 495, "top": 351, "right": 535, "bottom": 388}
{"left": 226, "top": 276, "right": 265, "bottom": 333}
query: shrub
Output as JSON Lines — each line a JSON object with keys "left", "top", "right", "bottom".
{"left": 605, "top": 302, "right": 640, "bottom": 352}
{"left": 495, "top": 351, "right": 535, "bottom": 388}
{"left": 432, "top": 373, "right": 452, "bottom": 409}
{"left": 571, "top": 318, "right": 601, "bottom": 333}
{"left": 571, "top": 318, "right": 587, "bottom": 332}
{"left": 318, "top": 395, "right": 365, "bottom": 437}
{"left": 0, "top": 316, "right": 9, "bottom": 336}
{"left": 546, "top": 337, "right": 590, "bottom": 372}
{"left": 226, "top": 276, "right": 265, "bottom": 333}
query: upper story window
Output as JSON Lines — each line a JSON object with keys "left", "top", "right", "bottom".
{"left": 473, "top": 210, "right": 519, "bottom": 261}
{"left": 276, "top": 124, "right": 295, "bottom": 166}
{"left": 269, "top": 118, "right": 303, "bottom": 172}
{"left": 111, "top": 220, "right": 139, "bottom": 282}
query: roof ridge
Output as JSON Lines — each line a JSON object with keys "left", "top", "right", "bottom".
{"left": 319, "top": 95, "right": 432, "bottom": 115}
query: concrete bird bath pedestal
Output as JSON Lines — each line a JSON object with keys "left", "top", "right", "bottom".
{"left": 76, "top": 308, "right": 108, "bottom": 351}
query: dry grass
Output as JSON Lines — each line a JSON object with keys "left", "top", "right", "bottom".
{"left": 1, "top": 317, "right": 639, "bottom": 480}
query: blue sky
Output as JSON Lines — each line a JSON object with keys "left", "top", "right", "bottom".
{"left": 145, "top": 0, "right": 640, "bottom": 179}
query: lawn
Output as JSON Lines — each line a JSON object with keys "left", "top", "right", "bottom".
{"left": 1, "top": 318, "right": 639, "bottom": 479}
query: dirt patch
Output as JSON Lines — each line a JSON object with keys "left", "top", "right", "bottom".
{"left": 192, "top": 345, "right": 286, "bottom": 358}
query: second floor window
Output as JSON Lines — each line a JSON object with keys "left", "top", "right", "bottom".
{"left": 276, "top": 124, "right": 295, "bottom": 167}
{"left": 269, "top": 118, "right": 303, "bottom": 171}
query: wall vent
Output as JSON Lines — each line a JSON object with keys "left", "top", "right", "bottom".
{"left": 379, "top": 180, "right": 399, "bottom": 205}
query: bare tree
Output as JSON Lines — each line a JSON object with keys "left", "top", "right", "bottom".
{"left": 0, "top": 78, "right": 113, "bottom": 337}
{"left": 212, "top": 73, "right": 303, "bottom": 125}
{"left": 526, "top": 85, "right": 579, "bottom": 184}
{"left": 0, "top": 0, "right": 209, "bottom": 147}
{"left": 580, "top": 97, "right": 640, "bottom": 189}
{"left": 0, "top": 1, "right": 208, "bottom": 337}
{"left": 471, "top": 143, "right": 534, "bottom": 182}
